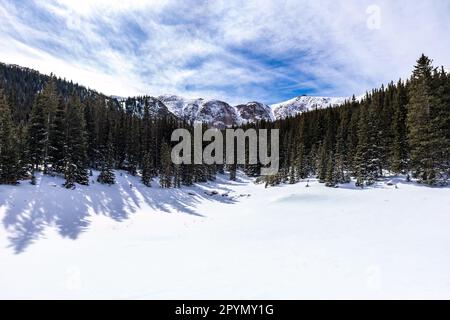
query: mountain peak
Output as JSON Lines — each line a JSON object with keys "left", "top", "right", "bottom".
{"left": 270, "top": 95, "right": 350, "bottom": 119}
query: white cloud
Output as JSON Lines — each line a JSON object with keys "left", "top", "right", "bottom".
{"left": 0, "top": 0, "right": 449, "bottom": 104}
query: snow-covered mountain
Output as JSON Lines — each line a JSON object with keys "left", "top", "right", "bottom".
{"left": 158, "top": 95, "right": 204, "bottom": 122}
{"left": 159, "top": 95, "right": 242, "bottom": 128}
{"left": 235, "top": 101, "right": 274, "bottom": 123}
{"left": 270, "top": 96, "right": 349, "bottom": 120}
{"left": 113, "top": 94, "right": 352, "bottom": 127}
{"left": 115, "top": 96, "right": 174, "bottom": 118}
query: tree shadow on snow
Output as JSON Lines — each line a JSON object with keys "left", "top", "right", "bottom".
{"left": 0, "top": 171, "right": 239, "bottom": 254}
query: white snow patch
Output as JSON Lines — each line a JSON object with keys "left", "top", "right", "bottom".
{"left": 1, "top": 172, "right": 449, "bottom": 299}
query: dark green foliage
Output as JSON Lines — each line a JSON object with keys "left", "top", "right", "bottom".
{"left": 228, "top": 163, "right": 237, "bottom": 181}
{"left": 159, "top": 141, "right": 173, "bottom": 188}
{"left": 0, "top": 87, "right": 19, "bottom": 184}
{"left": 407, "top": 55, "right": 449, "bottom": 185}
{"left": 391, "top": 80, "right": 409, "bottom": 173}
{"left": 1, "top": 56, "right": 449, "bottom": 189}
{"left": 250, "top": 55, "right": 449, "bottom": 187}
{"left": 27, "top": 87, "right": 48, "bottom": 170}
{"left": 63, "top": 96, "right": 89, "bottom": 188}
{"left": 30, "top": 173, "right": 37, "bottom": 185}
{"left": 141, "top": 152, "right": 153, "bottom": 187}
{"left": 48, "top": 95, "right": 66, "bottom": 174}
{"left": 97, "top": 133, "right": 116, "bottom": 185}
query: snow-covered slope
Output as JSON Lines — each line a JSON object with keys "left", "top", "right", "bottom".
{"left": 159, "top": 95, "right": 242, "bottom": 128}
{"left": 235, "top": 101, "right": 274, "bottom": 123}
{"left": 115, "top": 96, "right": 174, "bottom": 118}
{"left": 115, "top": 94, "right": 353, "bottom": 127}
{"left": 271, "top": 96, "right": 349, "bottom": 120}
{"left": 198, "top": 100, "right": 242, "bottom": 128}
{"left": 158, "top": 94, "right": 352, "bottom": 126}
{"left": 158, "top": 95, "right": 204, "bottom": 121}
{"left": 1, "top": 172, "right": 450, "bottom": 299}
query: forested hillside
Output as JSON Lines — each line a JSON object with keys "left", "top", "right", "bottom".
{"left": 0, "top": 55, "right": 449, "bottom": 189}
{"left": 255, "top": 55, "right": 450, "bottom": 187}
{"left": 0, "top": 62, "right": 219, "bottom": 188}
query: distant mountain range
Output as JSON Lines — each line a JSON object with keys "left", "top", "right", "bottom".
{"left": 0, "top": 62, "right": 355, "bottom": 128}
{"left": 114, "top": 94, "right": 354, "bottom": 128}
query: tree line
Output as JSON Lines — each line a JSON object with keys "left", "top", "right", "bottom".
{"left": 0, "top": 55, "right": 449, "bottom": 188}
{"left": 252, "top": 55, "right": 449, "bottom": 187}
{"left": 0, "top": 65, "right": 221, "bottom": 188}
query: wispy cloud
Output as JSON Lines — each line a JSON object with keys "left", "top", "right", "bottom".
{"left": 0, "top": 0, "right": 449, "bottom": 104}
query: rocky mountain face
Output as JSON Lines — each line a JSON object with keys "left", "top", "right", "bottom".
{"left": 115, "top": 96, "right": 174, "bottom": 118}
{"left": 235, "top": 101, "right": 274, "bottom": 123}
{"left": 163, "top": 94, "right": 351, "bottom": 127}
{"left": 158, "top": 95, "right": 241, "bottom": 128}
{"left": 113, "top": 94, "right": 351, "bottom": 128}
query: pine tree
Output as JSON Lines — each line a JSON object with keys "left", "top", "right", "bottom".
{"left": 335, "top": 106, "right": 351, "bottom": 184}
{"left": 141, "top": 152, "right": 153, "bottom": 187}
{"left": 228, "top": 163, "right": 237, "bottom": 181}
{"left": 354, "top": 104, "right": 370, "bottom": 187}
{"left": 97, "top": 132, "right": 115, "bottom": 185}
{"left": 0, "top": 88, "right": 19, "bottom": 184}
{"left": 391, "top": 80, "right": 409, "bottom": 174}
{"left": 63, "top": 96, "right": 89, "bottom": 188}
{"left": 316, "top": 143, "right": 327, "bottom": 183}
{"left": 430, "top": 67, "right": 450, "bottom": 184}
{"left": 27, "top": 89, "right": 47, "bottom": 170}
{"left": 48, "top": 95, "right": 66, "bottom": 174}
{"left": 159, "top": 141, "right": 172, "bottom": 188}
{"left": 324, "top": 151, "right": 336, "bottom": 187}
{"left": 354, "top": 102, "right": 381, "bottom": 186}
{"left": 173, "top": 164, "right": 182, "bottom": 188}
{"left": 288, "top": 166, "right": 296, "bottom": 184}
{"left": 407, "top": 54, "right": 442, "bottom": 184}
{"left": 27, "top": 80, "right": 58, "bottom": 172}
{"left": 16, "top": 124, "right": 30, "bottom": 179}
{"left": 293, "top": 143, "right": 307, "bottom": 181}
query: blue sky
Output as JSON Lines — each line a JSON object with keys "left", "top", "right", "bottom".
{"left": 1, "top": 0, "right": 450, "bottom": 104}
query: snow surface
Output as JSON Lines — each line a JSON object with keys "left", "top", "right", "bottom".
{"left": 1, "top": 172, "right": 450, "bottom": 299}
{"left": 270, "top": 96, "right": 349, "bottom": 119}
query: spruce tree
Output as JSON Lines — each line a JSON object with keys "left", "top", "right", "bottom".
{"left": 316, "top": 143, "right": 327, "bottom": 183}
{"left": 141, "top": 152, "right": 153, "bottom": 187}
{"left": 391, "top": 80, "right": 409, "bottom": 174}
{"left": 354, "top": 102, "right": 381, "bottom": 186}
{"left": 0, "top": 88, "right": 19, "bottom": 184}
{"left": 48, "top": 95, "right": 66, "bottom": 174}
{"left": 407, "top": 54, "right": 441, "bottom": 184}
{"left": 97, "top": 132, "right": 115, "bottom": 185}
{"left": 324, "top": 151, "right": 336, "bottom": 187}
{"left": 294, "top": 143, "right": 307, "bottom": 180}
{"left": 430, "top": 67, "right": 450, "bottom": 184}
{"left": 228, "top": 163, "right": 237, "bottom": 181}
{"left": 16, "top": 124, "right": 30, "bottom": 179}
{"left": 63, "top": 96, "right": 89, "bottom": 188}
{"left": 27, "top": 89, "right": 47, "bottom": 170}
{"left": 27, "top": 80, "right": 58, "bottom": 172}
{"left": 354, "top": 104, "right": 370, "bottom": 187}
{"left": 159, "top": 141, "right": 172, "bottom": 188}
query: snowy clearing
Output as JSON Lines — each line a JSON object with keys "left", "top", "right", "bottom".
{"left": 1, "top": 171, "right": 450, "bottom": 299}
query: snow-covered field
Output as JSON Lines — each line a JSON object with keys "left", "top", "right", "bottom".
{"left": 1, "top": 171, "right": 450, "bottom": 299}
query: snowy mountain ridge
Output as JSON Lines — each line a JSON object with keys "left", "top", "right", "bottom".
{"left": 270, "top": 96, "right": 350, "bottom": 120}
{"left": 158, "top": 95, "right": 242, "bottom": 128}
{"left": 130, "top": 94, "right": 353, "bottom": 128}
